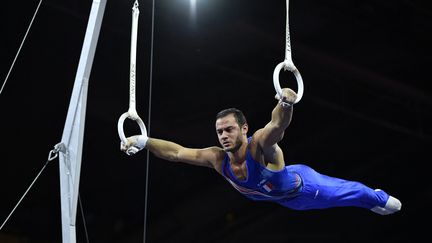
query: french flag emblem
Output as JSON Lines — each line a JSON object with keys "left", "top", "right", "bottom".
{"left": 263, "top": 182, "right": 273, "bottom": 192}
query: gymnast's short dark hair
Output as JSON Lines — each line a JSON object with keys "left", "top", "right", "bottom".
{"left": 216, "top": 108, "right": 247, "bottom": 127}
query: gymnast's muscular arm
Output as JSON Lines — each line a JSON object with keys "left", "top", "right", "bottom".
{"left": 254, "top": 88, "right": 297, "bottom": 147}
{"left": 122, "top": 136, "right": 225, "bottom": 172}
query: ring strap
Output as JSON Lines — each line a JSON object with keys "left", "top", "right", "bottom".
{"left": 118, "top": 0, "right": 147, "bottom": 150}
{"left": 273, "top": 0, "right": 304, "bottom": 104}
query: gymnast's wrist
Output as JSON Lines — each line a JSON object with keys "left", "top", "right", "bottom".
{"left": 137, "top": 135, "right": 149, "bottom": 149}
{"left": 278, "top": 99, "right": 292, "bottom": 108}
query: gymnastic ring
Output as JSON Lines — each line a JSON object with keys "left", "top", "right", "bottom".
{"left": 117, "top": 112, "right": 147, "bottom": 152}
{"left": 273, "top": 61, "right": 304, "bottom": 104}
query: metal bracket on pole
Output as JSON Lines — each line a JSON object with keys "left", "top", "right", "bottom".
{"left": 58, "top": 1, "right": 106, "bottom": 243}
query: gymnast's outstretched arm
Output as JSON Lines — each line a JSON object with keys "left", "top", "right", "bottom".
{"left": 121, "top": 136, "right": 224, "bottom": 169}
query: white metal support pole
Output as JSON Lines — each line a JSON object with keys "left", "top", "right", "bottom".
{"left": 58, "top": 0, "right": 106, "bottom": 242}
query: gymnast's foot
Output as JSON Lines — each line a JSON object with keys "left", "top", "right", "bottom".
{"left": 370, "top": 189, "right": 402, "bottom": 215}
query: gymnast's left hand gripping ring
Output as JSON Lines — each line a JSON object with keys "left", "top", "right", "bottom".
{"left": 118, "top": 112, "right": 147, "bottom": 155}
{"left": 273, "top": 60, "right": 304, "bottom": 105}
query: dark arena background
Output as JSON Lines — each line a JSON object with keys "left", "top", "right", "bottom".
{"left": 1, "top": 0, "right": 430, "bottom": 242}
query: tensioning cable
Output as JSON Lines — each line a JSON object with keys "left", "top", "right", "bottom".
{"left": 273, "top": 0, "right": 304, "bottom": 106}
{"left": 143, "top": 0, "right": 156, "bottom": 242}
{"left": 0, "top": 146, "right": 91, "bottom": 242}
{"left": 0, "top": 145, "right": 59, "bottom": 231}
{"left": 0, "top": 0, "right": 43, "bottom": 96}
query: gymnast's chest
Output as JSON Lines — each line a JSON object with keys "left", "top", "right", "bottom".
{"left": 230, "top": 161, "right": 248, "bottom": 181}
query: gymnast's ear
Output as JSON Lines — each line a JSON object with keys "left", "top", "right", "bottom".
{"left": 241, "top": 123, "right": 248, "bottom": 135}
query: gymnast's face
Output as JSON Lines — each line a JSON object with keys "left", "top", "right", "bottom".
{"left": 215, "top": 114, "right": 248, "bottom": 153}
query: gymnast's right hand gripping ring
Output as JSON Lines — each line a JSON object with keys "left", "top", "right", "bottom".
{"left": 118, "top": 112, "right": 147, "bottom": 155}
